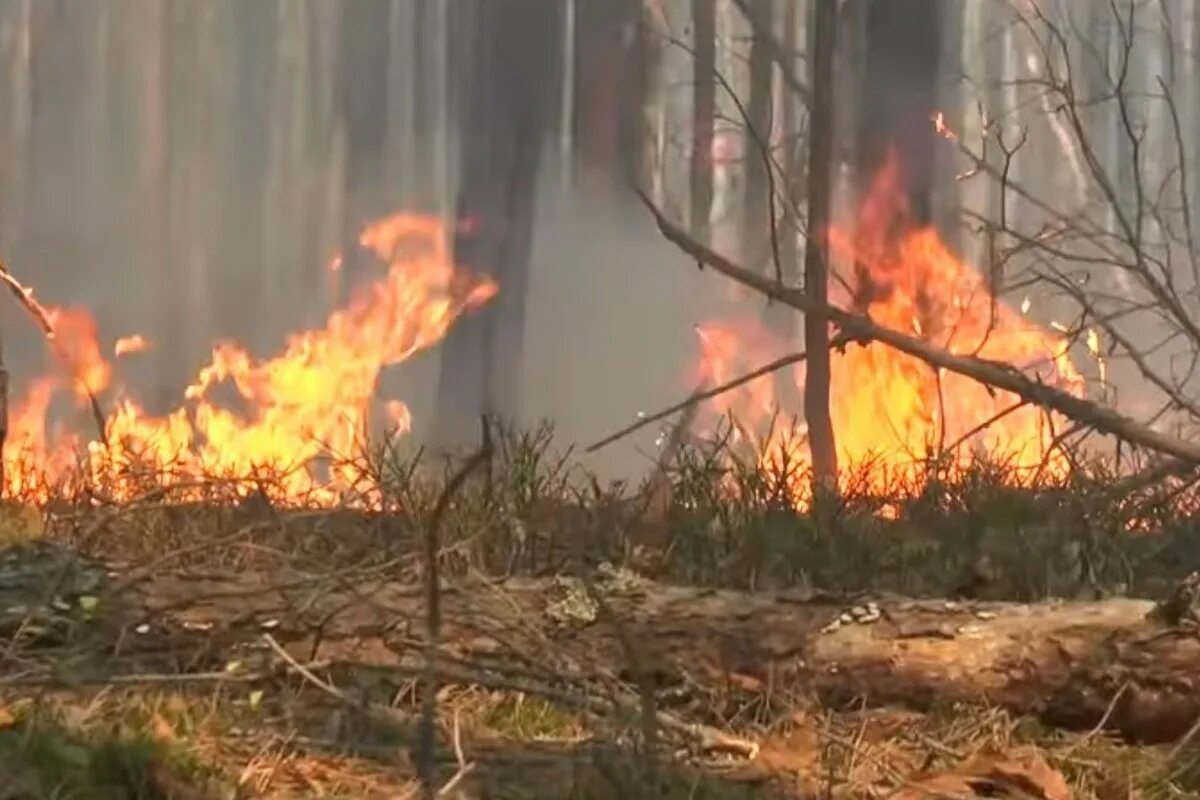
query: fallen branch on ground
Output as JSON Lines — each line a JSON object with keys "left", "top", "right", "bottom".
{"left": 114, "top": 566, "right": 1200, "bottom": 746}
{"left": 419, "top": 416, "right": 493, "bottom": 799}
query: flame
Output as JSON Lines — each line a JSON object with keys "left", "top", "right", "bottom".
{"left": 5, "top": 212, "right": 495, "bottom": 506}
{"left": 933, "top": 111, "right": 956, "bottom": 140}
{"left": 696, "top": 153, "right": 1085, "bottom": 502}
{"left": 114, "top": 335, "right": 152, "bottom": 357}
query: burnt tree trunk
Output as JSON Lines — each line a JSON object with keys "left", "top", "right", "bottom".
{"left": 432, "top": 0, "right": 561, "bottom": 445}
{"left": 690, "top": 0, "right": 716, "bottom": 242}
{"left": 803, "top": 0, "right": 839, "bottom": 495}
{"left": 929, "top": 0, "right": 963, "bottom": 253}
{"left": 857, "top": 0, "right": 941, "bottom": 225}
{"left": 850, "top": 0, "right": 942, "bottom": 347}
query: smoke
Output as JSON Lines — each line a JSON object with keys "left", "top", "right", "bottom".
{"left": 3, "top": 0, "right": 1186, "bottom": 486}
{"left": 0, "top": 1, "right": 737, "bottom": 484}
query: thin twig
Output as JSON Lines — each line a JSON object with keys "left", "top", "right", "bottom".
{"left": 1064, "top": 681, "right": 1129, "bottom": 755}
{"left": 0, "top": 260, "right": 108, "bottom": 444}
{"left": 588, "top": 340, "right": 844, "bottom": 454}
{"left": 419, "top": 415, "right": 494, "bottom": 800}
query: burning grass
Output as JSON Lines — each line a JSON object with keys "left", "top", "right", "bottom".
{"left": 1, "top": 212, "right": 495, "bottom": 508}
{"left": 0, "top": 426, "right": 1197, "bottom": 797}
{"left": 4, "top": 420, "right": 1199, "bottom": 600}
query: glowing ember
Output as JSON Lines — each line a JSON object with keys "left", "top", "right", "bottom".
{"left": 5, "top": 213, "right": 496, "bottom": 506}
{"left": 696, "top": 153, "right": 1085, "bottom": 501}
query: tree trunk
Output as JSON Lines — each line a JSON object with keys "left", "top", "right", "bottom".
{"left": 573, "top": 0, "right": 650, "bottom": 189}
{"left": 432, "top": 0, "right": 561, "bottom": 446}
{"left": 742, "top": 0, "right": 774, "bottom": 265}
{"left": 856, "top": 0, "right": 941, "bottom": 224}
{"left": 690, "top": 0, "right": 716, "bottom": 242}
{"left": 761, "top": 0, "right": 804, "bottom": 412}
{"left": 929, "top": 0, "right": 963, "bottom": 251}
{"left": 803, "top": 0, "right": 838, "bottom": 496}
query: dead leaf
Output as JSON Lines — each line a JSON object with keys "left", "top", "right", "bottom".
{"left": 893, "top": 774, "right": 982, "bottom": 799}
{"left": 755, "top": 724, "right": 820, "bottom": 776}
{"left": 981, "top": 747, "right": 1071, "bottom": 800}
{"left": 0, "top": 705, "right": 15, "bottom": 730}
{"left": 727, "top": 672, "right": 765, "bottom": 693}
{"left": 892, "top": 747, "right": 1071, "bottom": 800}
{"left": 148, "top": 712, "right": 176, "bottom": 744}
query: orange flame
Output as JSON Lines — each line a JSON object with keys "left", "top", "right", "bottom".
{"left": 114, "top": 335, "right": 152, "bottom": 357}
{"left": 5, "top": 213, "right": 496, "bottom": 506}
{"left": 696, "top": 153, "right": 1084, "bottom": 502}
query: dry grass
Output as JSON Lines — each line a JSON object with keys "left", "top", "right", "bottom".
{"left": 2, "top": 685, "right": 1197, "bottom": 798}
{"left": 0, "top": 422, "right": 1197, "bottom": 798}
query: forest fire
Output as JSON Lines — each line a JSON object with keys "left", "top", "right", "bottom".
{"left": 0, "top": 159, "right": 1085, "bottom": 512}
{"left": 697, "top": 154, "right": 1086, "bottom": 501}
{"left": 3, "top": 214, "right": 496, "bottom": 506}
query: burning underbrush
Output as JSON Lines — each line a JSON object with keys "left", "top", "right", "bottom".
{"left": 1, "top": 212, "right": 496, "bottom": 508}
{"left": 0, "top": 434, "right": 1198, "bottom": 799}
{"left": 0, "top": 419, "right": 1190, "bottom": 607}
{"left": 0, "top": 151, "right": 1099, "bottom": 521}
{"left": 692, "top": 153, "right": 1091, "bottom": 511}
{"left": 0, "top": 156, "right": 1189, "bottom": 597}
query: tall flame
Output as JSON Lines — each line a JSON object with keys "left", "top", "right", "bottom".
{"left": 5, "top": 213, "right": 496, "bottom": 506}
{"left": 697, "top": 153, "right": 1085, "bottom": 500}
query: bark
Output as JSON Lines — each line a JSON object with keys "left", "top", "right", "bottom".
{"left": 742, "top": 0, "right": 774, "bottom": 263}
{"left": 929, "top": 0, "right": 963, "bottom": 251}
{"left": 130, "top": 567, "right": 1200, "bottom": 745}
{"left": 690, "top": 0, "right": 716, "bottom": 242}
{"left": 432, "top": 0, "right": 561, "bottom": 446}
{"left": 981, "top": 0, "right": 1010, "bottom": 294}
{"left": 776, "top": 0, "right": 801, "bottom": 292}
{"left": 857, "top": 0, "right": 941, "bottom": 224}
{"left": 573, "top": 0, "right": 650, "bottom": 188}
{"left": 729, "top": 0, "right": 811, "bottom": 103}
{"left": 1193, "top": 0, "right": 1200, "bottom": 237}
{"left": 803, "top": 0, "right": 839, "bottom": 493}
{"left": 767, "top": 0, "right": 802, "bottom": 407}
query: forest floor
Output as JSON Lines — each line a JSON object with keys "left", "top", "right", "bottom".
{"left": 0, "top": 432, "right": 1198, "bottom": 799}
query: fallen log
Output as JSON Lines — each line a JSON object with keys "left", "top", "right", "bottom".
{"left": 92, "top": 563, "right": 1199, "bottom": 746}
